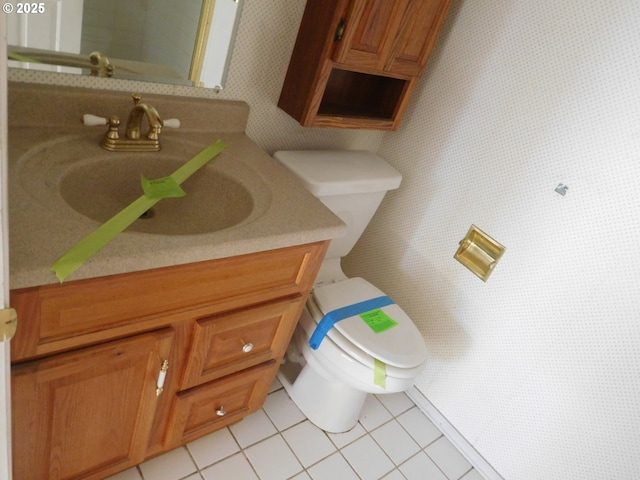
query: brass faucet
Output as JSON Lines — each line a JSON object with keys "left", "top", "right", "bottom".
{"left": 101, "top": 94, "right": 164, "bottom": 151}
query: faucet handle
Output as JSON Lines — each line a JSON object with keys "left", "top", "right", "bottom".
{"left": 105, "top": 116, "right": 120, "bottom": 140}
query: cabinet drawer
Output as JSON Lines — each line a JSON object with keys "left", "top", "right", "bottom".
{"left": 11, "top": 241, "right": 328, "bottom": 362}
{"left": 181, "top": 297, "right": 302, "bottom": 389}
{"left": 167, "top": 361, "right": 278, "bottom": 446}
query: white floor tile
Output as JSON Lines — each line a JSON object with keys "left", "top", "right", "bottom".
{"left": 269, "top": 377, "right": 283, "bottom": 393}
{"left": 341, "top": 435, "right": 395, "bottom": 480}
{"left": 201, "top": 452, "right": 258, "bottom": 480}
{"left": 291, "top": 472, "right": 313, "bottom": 480}
{"left": 397, "top": 407, "right": 443, "bottom": 448}
{"left": 282, "top": 420, "right": 337, "bottom": 468}
{"left": 138, "top": 447, "right": 197, "bottom": 480}
{"left": 187, "top": 427, "right": 240, "bottom": 469}
{"left": 425, "top": 436, "right": 473, "bottom": 480}
{"left": 262, "top": 388, "right": 306, "bottom": 430}
{"left": 399, "top": 452, "right": 448, "bottom": 480}
{"left": 327, "top": 422, "right": 367, "bottom": 449}
{"left": 375, "top": 392, "right": 414, "bottom": 416}
{"left": 461, "top": 469, "right": 485, "bottom": 480}
{"left": 104, "top": 467, "right": 142, "bottom": 480}
{"left": 120, "top": 380, "right": 479, "bottom": 480}
{"left": 381, "top": 469, "right": 408, "bottom": 480}
{"left": 371, "top": 420, "right": 420, "bottom": 465}
{"left": 307, "top": 452, "right": 359, "bottom": 480}
{"left": 244, "top": 434, "right": 303, "bottom": 480}
{"left": 229, "top": 409, "right": 277, "bottom": 448}
{"left": 359, "top": 395, "right": 393, "bottom": 431}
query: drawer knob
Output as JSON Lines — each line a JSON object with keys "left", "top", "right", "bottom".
{"left": 216, "top": 406, "right": 226, "bottom": 417}
{"left": 242, "top": 341, "right": 254, "bottom": 353}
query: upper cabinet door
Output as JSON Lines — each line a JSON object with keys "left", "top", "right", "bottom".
{"left": 333, "top": 0, "right": 452, "bottom": 77}
{"left": 333, "top": 0, "right": 409, "bottom": 71}
{"left": 384, "top": 0, "right": 453, "bottom": 76}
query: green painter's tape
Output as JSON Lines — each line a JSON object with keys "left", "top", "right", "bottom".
{"left": 141, "top": 174, "right": 186, "bottom": 199}
{"left": 374, "top": 358, "right": 386, "bottom": 389}
{"left": 51, "top": 140, "right": 227, "bottom": 283}
{"left": 360, "top": 308, "right": 398, "bottom": 334}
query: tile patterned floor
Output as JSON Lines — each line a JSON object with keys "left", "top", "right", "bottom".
{"left": 107, "top": 379, "right": 484, "bottom": 480}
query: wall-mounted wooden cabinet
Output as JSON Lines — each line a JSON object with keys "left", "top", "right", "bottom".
{"left": 278, "top": 0, "right": 453, "bottom": 130}
{"left": 10, "top": 242, "right": 328, "bottom": 480}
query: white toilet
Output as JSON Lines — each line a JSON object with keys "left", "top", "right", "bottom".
{"left": 274, "top": 150, "right": 428, "bottom": 433}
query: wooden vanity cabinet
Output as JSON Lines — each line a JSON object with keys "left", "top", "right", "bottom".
{"left": 278, "top": 0, "right": 453, "bottom": 130}
{"left": 10, "top": 241, "right": 328, "bottom": 480}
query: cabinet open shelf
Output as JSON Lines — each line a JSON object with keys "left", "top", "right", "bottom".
{"left": 318, "top": 68, "right": 409, "bottom": 121}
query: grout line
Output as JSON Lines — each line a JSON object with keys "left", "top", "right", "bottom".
{"left": 240, "top": 447, "right": 262, "bottom": 480}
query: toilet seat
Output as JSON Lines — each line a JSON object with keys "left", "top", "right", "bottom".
{"left": 307, "top": 277, "right": 427, "bottom": 370}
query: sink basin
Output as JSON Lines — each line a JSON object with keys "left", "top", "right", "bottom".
{"left": 16, "top": 134, "right": 271, "bottom": 235}
{"left": 60, "top": 157, "right": 255, "bottom": 235}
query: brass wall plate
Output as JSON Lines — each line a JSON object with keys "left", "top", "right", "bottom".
{"left": 0, "top": 308, "right": 18, "bottom": 342}
{"left": 454, "top": 225, "right": 505, "bottom": 282}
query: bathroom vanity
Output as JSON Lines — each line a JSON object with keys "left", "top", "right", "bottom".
{"left": 10, "top": 242, "right": 327, "bottom": 479}
{"left": 7, "top": 83, "right": 344, "bottom": 479}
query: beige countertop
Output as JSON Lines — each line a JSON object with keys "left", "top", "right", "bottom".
{"left": 8, "top": 83, "right": 345, "bottom": 289}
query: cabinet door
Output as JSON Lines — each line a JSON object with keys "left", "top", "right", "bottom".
{"left": 384, "top": 0, "right": 453, "bottom": 76}
{"left": 333, "top": 0, "right": 408, "bottom": 71}
{"left": 11, "top": 329, "right": 174, "bottom": 480}
{"left": 333, "top": 0, "right": 453, "bottom": 76}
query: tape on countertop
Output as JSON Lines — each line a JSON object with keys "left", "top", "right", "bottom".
{"left": 50, "top": 140, "right": 227, "bottom": 283}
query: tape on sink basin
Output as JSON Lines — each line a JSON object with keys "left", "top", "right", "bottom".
{"left": 50, "top": 140, "right": 228, "bottom": 283}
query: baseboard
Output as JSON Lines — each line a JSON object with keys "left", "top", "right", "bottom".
{"left": 406, "top": 387, "right": 504, "bottom": 480}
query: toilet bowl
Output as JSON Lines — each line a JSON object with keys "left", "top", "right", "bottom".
{"left": 274, "top": 150, "right": 428, "bottom": 433}
{"left": 280, "top": 277, "right": 427, "bottom": 432}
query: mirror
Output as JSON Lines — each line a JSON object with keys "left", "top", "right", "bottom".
{"left": 6, "top": 0, "right": 244, "bottom": 89}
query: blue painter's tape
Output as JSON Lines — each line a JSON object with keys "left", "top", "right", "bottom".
{"left": 309, "top": 295, "right": 395, "bottom": 350}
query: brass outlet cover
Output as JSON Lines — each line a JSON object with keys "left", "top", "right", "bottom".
{"left": 454, "top": 225, "right": 505, "bottom": 282}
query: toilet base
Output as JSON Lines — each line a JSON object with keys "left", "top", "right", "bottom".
{"left": 278, "top": 360, "right": 368, "bottom": 434}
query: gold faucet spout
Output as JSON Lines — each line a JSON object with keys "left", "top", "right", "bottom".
{"left": 101, "top": 94, "right": 164, "bottom": 152}
{"left": 125, "top": 94, "right": 163, "bottom": 141}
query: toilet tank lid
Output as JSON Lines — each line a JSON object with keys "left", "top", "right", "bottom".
{"left": 273, "top": 150, "right": 402, "bottom": 196}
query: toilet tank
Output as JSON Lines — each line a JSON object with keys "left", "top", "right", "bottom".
{"left": 273, "top": 150, "right": 402, "bottom": 258}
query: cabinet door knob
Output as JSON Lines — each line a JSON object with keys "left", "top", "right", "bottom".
{"left": 241, "top": 340, "right": 254, "bottom": 353}
{"left": 216, "top": 406, "right": 226, "bottom": 417}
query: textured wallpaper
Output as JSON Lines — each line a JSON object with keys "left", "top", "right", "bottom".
{"left": 344, "top": 1, "right": 640, "bottom": 479}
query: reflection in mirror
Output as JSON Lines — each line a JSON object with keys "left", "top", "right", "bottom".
{"left": 6, "top": 0, "right": 243, "bottom": 89}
